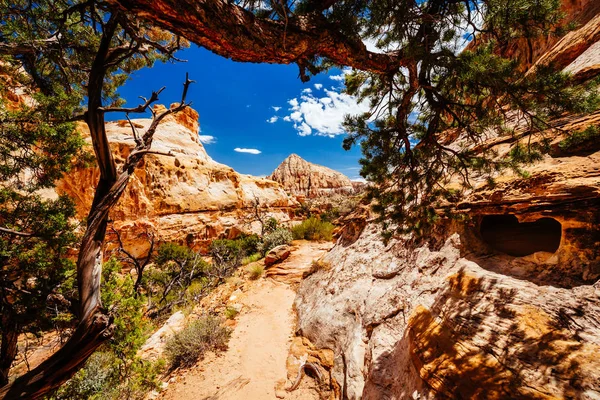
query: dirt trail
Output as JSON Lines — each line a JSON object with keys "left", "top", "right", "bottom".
{"left": 159, "top": 241, "right": 333, "bottom": 400}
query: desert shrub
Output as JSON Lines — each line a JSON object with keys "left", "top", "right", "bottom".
{"left": 237, "top": 233, "right": 261, "bottom": 254}
{"left": 559, "top": 125, "right": 600, "bottom": 151}
{"left": 164, "top": 315, "right": 231, "bottom": 369}
{"left": 294, "top": 201, "right": 313, "bottom": 218}
{"left": 242, "top": 252, "right": 262, "bottom": 265}
{"left": 311, "top": 259, "right": 332, "bottom": 272}
{"left": 146, "top": 243, "right": 210, "bottom": 318}
{"left": 263, "top": 217, "right": 279, "bottom": 234}
{"left": 258, "top": 227, "right": 293, "bottom": 255}
{"left": 52, "top": 351, "right": 163, "bottom": 400}
{"left": 248, "top": 264, "right": 264, "bottom": 280}
{"left": 319, "top": 208, "right": 340, "bottom": 223}
{"left": 224, "top": 306, "right": 239, "bottom": 319}
{"left": 210, "top": 238, "right": 245, "bottom": 275}
{"left": 292, "top": 217, "right": 334, "bottom": 241}
{"left": 303, "top": 259, "right": 332, "bottom": 278}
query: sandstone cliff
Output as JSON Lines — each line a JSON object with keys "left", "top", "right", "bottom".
{"left": 497, "top": 0, "right": 600, "bottom": 75}
{"left": 296, "top": 123, "right": 600, "bottom": 397}
{"left": 56, "top": 105, "right": 295, "bottom": 256}
{"left": 293, "top": 3, "right": 600, "bottom": 398}
{"left": 267, "top": 154, "right": 356, "bottom": 199}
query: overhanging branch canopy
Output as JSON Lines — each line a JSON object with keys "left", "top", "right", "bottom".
{"left": 108, "top": 0, "right": 407, "bottom": 75}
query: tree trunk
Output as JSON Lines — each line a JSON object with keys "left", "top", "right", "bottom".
{"left": 0, "top": 16, "right": 121, "bottom": 400}
{"left": 0, "top": 313, "right": 112, "bottom": 399}
{"left": 0, "top": 312, "right": 18, "bottom": 387}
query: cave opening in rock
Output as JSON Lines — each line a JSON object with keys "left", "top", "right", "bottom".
{"left": 480, "top": 215, "right": 562, "bottom": 257}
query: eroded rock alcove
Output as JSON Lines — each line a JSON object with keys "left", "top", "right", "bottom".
{"left": 480, "top": 215, "right": 562, "bottom": 257}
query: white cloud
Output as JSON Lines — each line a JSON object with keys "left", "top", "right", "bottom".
{"left": 329, "top": 67, "right": 352, "bottom": 82}
{"left": 272, "top": 106, "right": 281, "bottom": 112}
{"left": 234, "top": 148, "right": 261, "bottom": 155}
{"left": 302, "top": 88, "right": 312, "bottom": 94}
{"left": 314, "top": 83, "right": 323, "bottom": 90}
{"left": 297, "top": 122, "right": 312, "bottom": 136}
{"left": 198, "top": 135, "right": 216, "bottom": 144}
{"left": 278, "top": 87, "right": 370, "bottom": 137}
{"left": 267, "top": 116, "right": 279, "bottom": 123}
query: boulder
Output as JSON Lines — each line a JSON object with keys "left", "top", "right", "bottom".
{"left": 139, "top": 311, "right": 186, "bottom": 361}
{"left": 264, "top": 245, "right": 292, "bottom": 267}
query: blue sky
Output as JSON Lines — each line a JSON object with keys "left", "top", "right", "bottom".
{"left": 115, "top": 45, "right": 366, "bottom": 180}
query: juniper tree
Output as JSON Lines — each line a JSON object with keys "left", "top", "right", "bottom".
{"left": 0, "top": 58, "right": 83, "bottom": 388}
{"left": 0, "top": 1, "right": 191, "bottom": 398}
{"left": 112, "top": 0, "right": 600, "bottom": 236}
{"left": 0, "top": 0, "right": 598, "bottom": 397}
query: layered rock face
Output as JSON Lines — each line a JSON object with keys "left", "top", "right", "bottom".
{"left": 296, "top": 217, "right": 600, "bottom": 399}
{"left": 295, "top": 3, "right": 600, "bottom": 398}
{"left": 498, "top": 0, "right": 600, "bottom": 74}
{"left": 268, "top": 154, "right": 355, "bottom": 199}
{"left": 57, "top": 105, "right": 295, "bottom": 256}
{"left": 297, "top": 134, "right": 600, "bottom": 397}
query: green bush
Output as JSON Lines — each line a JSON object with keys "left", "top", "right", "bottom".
{"left": 242, "top": 252, "right": 262, "bottom": 265}
{"left": 559, "top": 125, "right": 600, "bottom": 151}
{"left": 164, "top": 315, "right": 231, "bottom": 369}
{"left": 237, "top": 233, "right": 260, "bottom": 255}
{"left": 263, "top": 217, "right": 279, "bottom": 234}
{"left": 210, "top": 239, "right": 245, "bottom": 270}
{"left": 147, "top": 244, "right": 209, "bottom": 317}
{"left": 258, "top": 227, "right": 293, "bottom": 255}
{"left": 52, "top": 351, "right": 163, "bottom": 400}
{"left": 291, "top": 217, "right": 334, "bottom": 241}
{"left": 224, "top": 306, "right": 239, "bottom": 319}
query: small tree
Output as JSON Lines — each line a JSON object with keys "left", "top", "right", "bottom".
{"left": 145, "top": 243, "right": 209, "bottom": 318}
{"left": 109, "top": 226, "right": 155, "bottom": 295}
{"left": 0, "top": 67, "right": 82, "bottom": 387}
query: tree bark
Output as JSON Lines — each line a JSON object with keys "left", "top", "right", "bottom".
{"left": 108, "top": 0, "right": 406, "bottom": 75}
{"left": 0, "top": 313, "right": 18, "bottom": 387}
{"left": 0, "top": 15, "right": 121, "bottom": 399}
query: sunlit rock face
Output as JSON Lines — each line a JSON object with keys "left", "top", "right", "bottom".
{"left": 268, "top": 153, "right": 356, "bottom": 199}
{"left": 296, "top": 208, "right": 600, "bottom": 399}
{"left": 294, "top": 101, "right": 600, "bottom": 400}
{"left": 295, "top": 2, "right": 600, "bottom": 397}
{"left": 57, "top": 105, "right": 296, "bottom": 256}
{"left": 496, "top": 0, "right": 600, "bottom": 74}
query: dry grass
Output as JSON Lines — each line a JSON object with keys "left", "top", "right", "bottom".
{"left": 164, "top": 315, "right": 231, "bottom": 369}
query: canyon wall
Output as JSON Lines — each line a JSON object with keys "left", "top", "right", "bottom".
{"left": 295, "top": 2, "right": 600, "bottom": 398}
{"left": 296, "top": 123, "right": 600, "bottom": 398}
{"left": 57, "top": 105, "right": 295, "bottom": 256}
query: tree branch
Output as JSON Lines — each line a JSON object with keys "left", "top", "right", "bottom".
{"left": 0, "top": 227, "right": 34, "bottom": 237}
{"left": 107, "top": 0, "right": 406, "bottom": 75}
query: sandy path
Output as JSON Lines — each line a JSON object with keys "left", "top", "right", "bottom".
{"left": 159, "top": 241, "right": 332, "bottom": 400}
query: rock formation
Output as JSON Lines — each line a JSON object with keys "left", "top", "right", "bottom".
{"left": 268, "top": 154, "right": 356, "bottom": 199}
{"left": 496, "top": 0, "right": 600, "bottom": 74}
{"left": 56, "top": 105, "right": 295, "bottom": 256}
{"left": 295, "top": 120, "right": 600, "bottom": 397}
{"left": 294, "top": 3, "right": 600, "bottom": 398}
